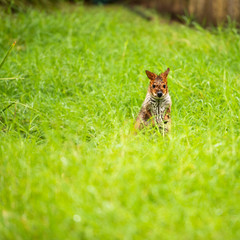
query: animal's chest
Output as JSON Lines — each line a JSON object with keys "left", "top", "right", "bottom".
{"left": 149, "top": 101, "right": 166, "bottom": 124}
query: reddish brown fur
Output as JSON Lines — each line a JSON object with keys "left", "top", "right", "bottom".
{"left": 146, "top": 68, "right": 169, "bottom": 97}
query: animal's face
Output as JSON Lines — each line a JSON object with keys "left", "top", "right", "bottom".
{"left": 145, "top": 68, "right": 170, "bottom": 99}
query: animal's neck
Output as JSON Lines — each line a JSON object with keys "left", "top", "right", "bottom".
{"left": 143, "top": 92, "right": 171, "bottom": 123}
{"left": 143, "top": 92, "right": 171, "bottom": 108}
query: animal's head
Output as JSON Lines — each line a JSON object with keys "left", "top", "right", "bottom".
{"left": 145, "top": 68, "right": 170, "bottom": 99}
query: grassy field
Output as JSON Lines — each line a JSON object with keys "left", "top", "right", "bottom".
{"left": 0, "top": 4, "right": 240, "bottom": 240}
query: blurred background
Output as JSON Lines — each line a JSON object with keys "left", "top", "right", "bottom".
{"left": 1, "top": 0, "right": 240, "bottom": 26}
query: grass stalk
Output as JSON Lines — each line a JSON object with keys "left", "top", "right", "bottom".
{"left": 0, "top": 41, "right": 16, "bottom": 70}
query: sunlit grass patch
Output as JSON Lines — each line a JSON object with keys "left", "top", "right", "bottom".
{"left": 0, "top": 4, "right": 240, "bottom": 240}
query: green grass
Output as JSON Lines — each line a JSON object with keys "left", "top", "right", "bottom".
{"left": 0, "top": 4, "right": 240, "bottom": 240}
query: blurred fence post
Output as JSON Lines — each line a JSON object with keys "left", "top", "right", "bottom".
{"left": 228, "top": 0, "right": 240, "bottom": 22}
{"left": 128, "top": 0, "right": 240, "bottom": 25}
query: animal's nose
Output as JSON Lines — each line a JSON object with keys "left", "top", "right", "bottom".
{"left": 157, "top": 92, "right": 163, "bottom": 98}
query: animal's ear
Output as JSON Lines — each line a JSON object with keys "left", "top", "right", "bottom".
{"left": 162, "top": 68, "right": 170, "bottom": 78}
{"left": 145, "top": 70, "right": 157, "bottom": 80}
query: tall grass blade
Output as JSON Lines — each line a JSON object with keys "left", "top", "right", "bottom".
{"left": 0, "top": 77, "right": 24, "bottom": 80}
{"left": 0, "top": 41, "right": 16, "bottom": 69}
{"left": 1, "top": 103, "right": 14, "bottom": 113}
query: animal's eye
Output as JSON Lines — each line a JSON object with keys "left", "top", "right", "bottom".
{"left": 163, "top": 85, "right": 166, "bottom": 88}
{"left": 152, "top": 84, "right": 155, "bottom": 88}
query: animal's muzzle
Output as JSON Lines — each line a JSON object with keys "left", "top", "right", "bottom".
{"left": 157, "top": 92, "right": 163, "bottom": 98}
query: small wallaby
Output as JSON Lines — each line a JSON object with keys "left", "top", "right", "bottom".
{"left": 135, "top": 68, "right": 172, "bottom": 133}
